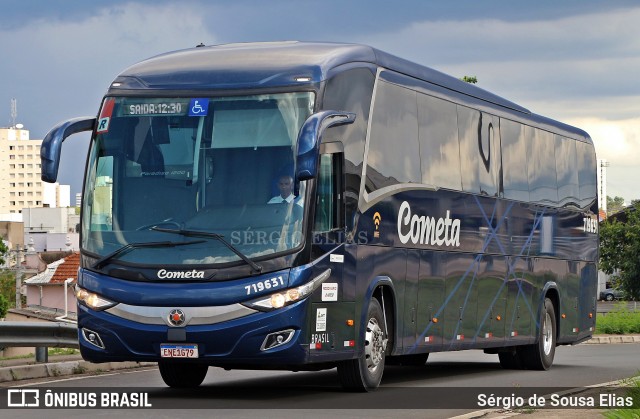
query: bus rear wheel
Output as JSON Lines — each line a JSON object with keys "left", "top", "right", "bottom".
{"left": 158, "top": 361, "right": 208, "bottom": 388}
{"left": 337, "top": 298, "right": 387, "bottom": 391}
{"left": 520, "top": 297, "right": 556, "bottom": 370}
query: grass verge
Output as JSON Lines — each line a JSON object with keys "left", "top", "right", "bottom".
{"left": 595, "top": 302, "right": 640, "bottom": 335}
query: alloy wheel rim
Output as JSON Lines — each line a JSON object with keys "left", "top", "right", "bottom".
{"left": 542, "top": 312, "right": 553, "bottom": 355}
{"left": 364, "top": 317, "right": 384, "bottom": 372}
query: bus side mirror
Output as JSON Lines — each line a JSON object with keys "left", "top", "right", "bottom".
{"left": 41, "top": 117, "right": 96, "bottom": 183}
{"left": 295, "top": 110, "right": 355, "bottom": 182}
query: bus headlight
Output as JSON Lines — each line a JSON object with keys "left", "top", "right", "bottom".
{"left": 75, "top": 285, "right": 117, "bottom": 311}
{"left": 244, "top": 269, "right": 331, "bottom": 311}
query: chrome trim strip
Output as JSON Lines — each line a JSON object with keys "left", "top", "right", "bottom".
{"left": 260, "top": 329, "right": 295, "bottom": 351}
{"left": 105, "top": 303, "right": 258, "bottom": 326}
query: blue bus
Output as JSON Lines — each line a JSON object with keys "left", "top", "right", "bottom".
{"left": 41, "top": 42, "right": 598, "bottom": 391}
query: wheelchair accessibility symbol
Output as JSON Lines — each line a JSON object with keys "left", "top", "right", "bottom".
{"left": 188, "top": 98, "right": 209, "bottom": 116}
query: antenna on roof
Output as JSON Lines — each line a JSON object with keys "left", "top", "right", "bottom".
{"left": 10, "top": 98, "right": 17, "bottom": 128}
{"left": 196, "top": 43, "right": 206, "bottom": 48}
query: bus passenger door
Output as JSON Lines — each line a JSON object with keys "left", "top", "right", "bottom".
{"left": 310, "top": 148, "right": 353, "bottom": 352}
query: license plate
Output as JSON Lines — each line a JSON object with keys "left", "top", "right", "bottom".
{"left": 160, "top": 344, "right": 199, "bottom": 358}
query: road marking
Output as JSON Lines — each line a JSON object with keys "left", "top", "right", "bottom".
{"left": 8, "top": 367, "right": 158, "bottom": 387}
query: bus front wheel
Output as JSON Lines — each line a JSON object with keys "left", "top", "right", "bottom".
{"left": 337, "top": 298, "right": 387, "bottom": 391}
{"left": 158, "top": 361, "right": 208, "bottom": 388}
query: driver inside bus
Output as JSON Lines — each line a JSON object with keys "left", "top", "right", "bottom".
{"left": 268, "top": 175, "right": 303, "bottom": 207}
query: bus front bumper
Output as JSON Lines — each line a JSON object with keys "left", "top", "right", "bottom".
{"left": 77, "top": 299, "right": 312, "bottom": 367}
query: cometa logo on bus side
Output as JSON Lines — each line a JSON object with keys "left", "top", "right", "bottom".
{"left": 397, "top": 201, "right": 461, "bottom": 247}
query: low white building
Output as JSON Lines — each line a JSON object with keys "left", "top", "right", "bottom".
{"left": 22, "top": 207, "right": 80, "bottom": 251}
{"left": 24, "top": 252, "right": 79, "bottom": 318}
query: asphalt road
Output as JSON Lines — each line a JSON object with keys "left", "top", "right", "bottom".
{"left": 4, "top": 342, "right": 640, "bottom": 419}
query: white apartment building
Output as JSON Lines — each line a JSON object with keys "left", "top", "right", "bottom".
{"left": 0, "top": 126, "right": 43, "bottom": 214}
{"left": 0, "top": 126, "right": 71, "bottom": 219}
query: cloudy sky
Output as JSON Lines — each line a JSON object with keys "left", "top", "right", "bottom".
{"left": 2, "top": 0, "right": 640, "bottom": 203}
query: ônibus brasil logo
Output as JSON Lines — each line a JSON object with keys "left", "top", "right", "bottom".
{"left": 397, "top": 201, "right": 461, "bottom": 247}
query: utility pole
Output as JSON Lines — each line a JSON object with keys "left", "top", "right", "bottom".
{"left": 12, "top": 244, "right": 26, "bottom": 309}
{"left": 597, "top": 159, "right": 610, "bottom": 219}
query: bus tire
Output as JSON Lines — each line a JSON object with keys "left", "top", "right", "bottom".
{"left": 337, "top": 298, "right": 386, "bottom": 391}
{"left": 498, "top": 349, "right": 523, "bottom": 369}
{"left": 158, "top": 361, "right": 208, "bottom": 388}
{"left": 521, "top": 297, "right": 556, "bottom": 370}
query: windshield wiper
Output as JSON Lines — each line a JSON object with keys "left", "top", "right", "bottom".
{"left": 93, "top": 240, "right": 206, "bottom": 270}
{"left": 151, "top": 227, "right": 263, "bottom": 274}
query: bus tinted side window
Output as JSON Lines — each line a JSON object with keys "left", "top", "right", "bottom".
{"left": 478, "top": 113, "right": 502, "bottom": 197}
{"left": 366, "top": 81, "right": 420, "bottom": 191}
{"left": 555, "top": 135, "right": 579, "bottom": 206}
{"left": 526, "top": 127, "right": 558, "bottom": 204}
{"left": 576, "top": 140, "right": 597, "bottom": 209}
{"left": 322, "top": 68, "right": 375, "bottom": 231}
{"left": 501, "top": 119, "right": 530, "bottom": 201}
{"left": 418, "top": 94, "right": 461, "bottom": 190}
{"left": 314, "top": 153, "right": 343, "bottom": 232}
{"left": 457, "top": 105, "right": 480, "bottom": 193}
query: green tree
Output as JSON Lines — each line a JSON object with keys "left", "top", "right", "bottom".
{"left": 0, "top": 241, "right": 10, "bottom": 315}
{"left": 0, "top": 270, "right": 15, "bottom": 310}
{"left": 461, "top": 75, "right": 478, "bottom": 84}
{"left": 606, "top": 195, "right": 625, "bottom": 215}
{"left": 0, "top": 293, "right": 7, "bottom": 318}
{"left": 599, "top": 203, "right": 640, "bottom": 300}
{"left": 0, "top": 240, "right": 7, "bottom": 266}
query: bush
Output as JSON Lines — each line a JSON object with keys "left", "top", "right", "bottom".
{"left": 596, "top": 302, "right": 640, "bottom": 334}
{"left": 0, "top": 271, "right": 15, "bottom": 310}
{"left": 0, "top": 293, "right": 8, "bottom": 319}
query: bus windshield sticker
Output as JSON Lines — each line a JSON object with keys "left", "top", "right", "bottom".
{"left": 97, "top": 98, "right": 115, "bottom": 133}
{"left": 321, "top": 283, "right": 338, "bottom": 301}
{"left": 188, "top": 98, "right": 209, "bottom": 117}
{"left": 329, "top": 254, "right": 344, "bottom": 263}
{"left": 316, "top": 308, "right": 327, "bottom": 332}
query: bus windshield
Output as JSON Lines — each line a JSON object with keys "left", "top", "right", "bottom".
{"left": 82, "top": 92, "right": 314, "bottom": 269}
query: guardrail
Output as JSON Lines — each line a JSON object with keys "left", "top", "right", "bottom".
{"left": 597, "top": 301, "right": 639, "bottom": 313}
{"left": 0, "top": 322, "right": 79, "bottom": 363}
